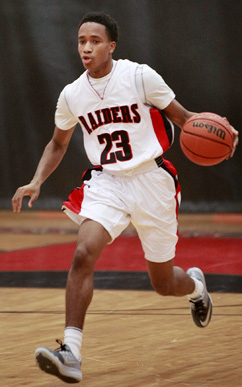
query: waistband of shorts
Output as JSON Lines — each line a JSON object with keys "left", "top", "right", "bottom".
{"left": 104, "top": 156, "right": 163, "bottom": 177}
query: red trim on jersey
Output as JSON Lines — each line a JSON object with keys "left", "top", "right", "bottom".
{"left": 150, "top": 108, "right": 170, "bottom": 152}
{"left": 62, "top": 185, "right": 85, "bottom": 215}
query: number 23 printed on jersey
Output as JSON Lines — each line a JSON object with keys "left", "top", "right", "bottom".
{"left": 98, "top": 130, "right": 133, "bottom": 164}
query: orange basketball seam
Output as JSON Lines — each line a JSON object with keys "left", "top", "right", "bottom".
{"left": 180, "top": 112, "right": 233, "bottom": 165}
{"left": 180, "top": 140, "right": 231, "bottom": 159}
{"left": 181, "top": 130, "right": 232, "bottom": 148}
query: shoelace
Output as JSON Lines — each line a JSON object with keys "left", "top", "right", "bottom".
{"left": 55, "top": 339, "right": 68, "bottom": 352}
{"left": 54, "top": 339, "right": 79, "bottom": 363}
{"left": 53, "top": 339, "right": 82, "bottom": 367}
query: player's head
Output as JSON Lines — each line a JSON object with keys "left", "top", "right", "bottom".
{"left": 79, "top": 12, "right": 119, "bottom": 43}
{"left": 78, "top": 12, "right": 118, "bottom": 77}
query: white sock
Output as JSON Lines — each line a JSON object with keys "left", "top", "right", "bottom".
{"left": 64, "top": 327, "right": 83, "bottom": 360}
{"left": 187, "top": 278, "right": 204, "bottom": 300}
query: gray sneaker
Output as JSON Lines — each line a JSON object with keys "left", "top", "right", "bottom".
{"left": 35, "top": 340, "right": 82, "bottom": 383}
{"left": 187, "top": 267, "right": 213, "bottom": 328}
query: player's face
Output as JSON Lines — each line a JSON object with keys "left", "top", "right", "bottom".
{"left": 78, "top": 22, "right": 116, "bottom": 78}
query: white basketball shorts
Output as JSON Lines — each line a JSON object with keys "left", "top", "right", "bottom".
{"left": 62, "top": 158, "right": 181, "bottom": 263}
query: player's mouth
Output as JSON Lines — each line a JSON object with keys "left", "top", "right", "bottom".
{"left": 82, "top": 56, "right": 92, "bottom": 65}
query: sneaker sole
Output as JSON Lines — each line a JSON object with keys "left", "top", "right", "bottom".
{"left": 35, "top": 348, "right": 82, "bottom": 384}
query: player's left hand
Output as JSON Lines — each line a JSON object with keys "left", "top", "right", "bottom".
{"left": 223, "top": 117, "right": 239, "bottom": 158}
{"left": 229, "top": 126, "right": 239, "bottom": 158}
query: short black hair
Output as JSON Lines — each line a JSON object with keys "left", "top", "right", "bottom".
{"left": 79, "top": 12, "right": 119, "bottom": 42}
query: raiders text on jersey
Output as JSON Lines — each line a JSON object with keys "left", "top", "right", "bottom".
{"left": 79, "top": 103, "right": 141, "bottom": 134}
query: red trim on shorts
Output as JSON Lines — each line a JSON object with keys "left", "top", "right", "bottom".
{"left": 82, "top": 166, "right": 102, "bottom": 181}
{"left": 150, "top": 108, "right": 172, "bottom": 152}
{"left": 161, "top": 158, "right": 181, "bottom": 217}
{"left": 62, "top": 185, "right": 85, "bottom": 214}
{"left": 162, "top": 158, "right": 179, "bottom": 181}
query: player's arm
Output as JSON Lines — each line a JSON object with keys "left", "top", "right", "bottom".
{"left": 138, "top": 65, "right": 195, "bottom": 129}
{"left": 12, "top": 125, "right": 76, "bottom": 213}
{"left": 140, "top": 65, "right": 238, "bottom": 156}
{"left": 163, "top": 99, "right": 239, "bottom": 157}
{"left": 163, "top": 99, "right": 195, "bottom": 129}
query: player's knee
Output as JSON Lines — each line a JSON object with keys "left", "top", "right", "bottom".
{"left": 71, "top": 244, "right": 95, "bottom": 272}
{"left": 150, "top": 279, "right": 173, "bottom": 296}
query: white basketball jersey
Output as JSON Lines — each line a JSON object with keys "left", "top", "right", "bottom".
{"left": 55, "top": 59, "right": 175, "bottom": 172}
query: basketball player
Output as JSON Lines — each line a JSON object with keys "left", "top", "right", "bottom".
{"left": 12, "top": 12, "right": 238, "bottom": 384}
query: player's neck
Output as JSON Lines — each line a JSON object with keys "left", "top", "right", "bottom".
{"left": 88, "top": 60, "right": 115, "bottom": 81}
{"left": 88, "top": 58, "right": 113, "bottom": 79}
{"left": 87, "top": 60, "right": 116, "bottom": 100}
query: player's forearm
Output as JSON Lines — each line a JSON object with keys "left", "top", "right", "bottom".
{"left": 175, "top": 109, "right": 195, "bottom": 129}
{"left": 30, "top": 139, "right": 67, "bottom": 187}
{"left": 163, "top": 99, "right": 195, "bottom": 129}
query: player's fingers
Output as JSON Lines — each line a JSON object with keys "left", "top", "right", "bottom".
{"left": 223, "top": 116, "right": 229, "bottom": 124}
{"left": 230, "top": 137, "right": 239, "bottom": 157}
{"left": 230, "top": 126, "right": 239, "bottom": 157}
{"left": 12, "top": 190, "right": 24, "bottom": 213}
{"left": 28, "top": 192, "right": 39, "bottom": 208}
{"left": 231, "top": 126, "right": 239, "bottom": 137}
{"left": 12, "top": 186, "right": 34, "bottom": 213}
{"left": 233, "top": 135, "right": 239, "bottom": 147}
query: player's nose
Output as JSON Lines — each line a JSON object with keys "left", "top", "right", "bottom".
{"left": 83, "top": 41, "right": 92, "bottom": 52}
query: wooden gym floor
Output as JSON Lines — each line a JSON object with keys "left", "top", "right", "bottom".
{"left": 1, "top": 211, "right": 242, "bottom": 386}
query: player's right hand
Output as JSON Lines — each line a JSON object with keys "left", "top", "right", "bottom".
{"left": 12, "top": 183, "right": 41, "bottom": 213}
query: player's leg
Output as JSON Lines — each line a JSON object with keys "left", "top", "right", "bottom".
{"left": 35, "top": 218, "right": 111, "bottom": 383}
{"left": 66, "top": 218, "right": 111, "bottom": 330}
{"left": 146, "top": 258, "right": 195, "bottom": 296}
{"left": 131, "top": 166, "right": 212, "bottom": 328}
{"left": 35, "top": 169, "right": 132, "bottom": 383}
{"left": 146, "top": 258, "right": 213, "bottom": 328}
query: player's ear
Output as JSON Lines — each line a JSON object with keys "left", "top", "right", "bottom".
{"left": 109, "top": 41, "right": 116, "bottom": 54}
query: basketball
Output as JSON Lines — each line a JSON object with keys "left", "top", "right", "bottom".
{"left": 180, "top": 112, "right": 233, "bottom": 166}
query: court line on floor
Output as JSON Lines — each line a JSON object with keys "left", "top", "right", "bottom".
{"left": 1, "top": 305, "right": 242, "bottom": 317}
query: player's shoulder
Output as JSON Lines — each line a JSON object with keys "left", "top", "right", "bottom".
{"left": 116, "top": 58, "right": 140, "bottom": 70}
{"left": 117, "top": 59, "right": 156, "bottom": 76}
{"left": 68, "top": 71, "right": 87, "bottom": 87}
{"left": 60, "top": 71, "right": 87, "bottom": 96}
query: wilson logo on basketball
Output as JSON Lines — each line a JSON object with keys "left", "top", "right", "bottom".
{"left": 192, "top": 122, "right": 226, "bottom": 140}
